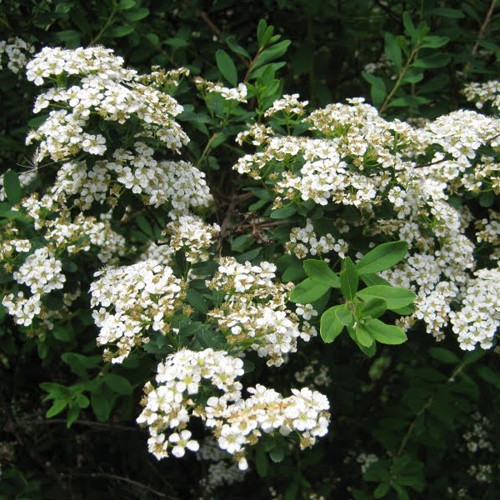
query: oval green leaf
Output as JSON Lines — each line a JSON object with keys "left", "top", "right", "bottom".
{"left": 356, "top": 241, "right": 408, "bottom": 275}
{"left": 216, "top": 49, "right": 238, "bottom": 86}
{"left": 365, "top": 318, "right": 408, "bottom": 345}
{"left": 355, "top": 324, "right": 375, "bottom": 347}
{"left": 320, "top": 306, "right": 344, "bottom": 343}
{"left": 356, "top": 285, "right": 415, "bottom": 310}
{"left": 289, "top": 278, "right": 329, "bottom": 304}
{"left": 304, "top": 259, "right": 340, "bottom": 288}
{"left": 4, "top": 170, "right": 21, "bottom": 204}
{"left": 340, "top": 257, "right": 359, "bottom": 300}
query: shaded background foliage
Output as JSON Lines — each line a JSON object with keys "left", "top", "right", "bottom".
{"left": 1, "top": 1, "right": 500, "bottom": 499}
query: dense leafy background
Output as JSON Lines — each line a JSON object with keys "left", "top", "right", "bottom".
{"left": 1, "top": 1, "right": 500, "bottom": 499}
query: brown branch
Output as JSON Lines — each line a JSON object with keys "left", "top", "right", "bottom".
{"left": 183, "top": 1, "right": 250, "bottom": 69}
{"left": 471, "top": 0, "right": 496, "bottom": 56}
{"left": 217, "top": 189, "right": 239, "bottom": 250}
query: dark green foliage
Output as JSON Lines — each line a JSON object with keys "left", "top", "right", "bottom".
{"left": 1, "top": 2, "right": 500, "bottom": 499}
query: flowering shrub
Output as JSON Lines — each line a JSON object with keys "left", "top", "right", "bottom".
{"left": 1, "top": 5, "right": 500, "bottom": 500}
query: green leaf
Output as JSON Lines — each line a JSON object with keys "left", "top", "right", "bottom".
{"left": 428, "top": 347, "right": 460, "bottom": 364}
{"left": 340, "top": 257, "right": 359, "bottom": 300}
{"left": 402, "top": 12, "right": 417, "bottom": 41}
{"left": 355, "top": 324, "right": 375, "bottom": 348}
{"left": 361, "top": 273, "right": 390, "bottom": 287}
{"left": 270, "top": 205, "right": 297, "bottom": 219}
{"left": 108, "top": 25, "right": 135, "bottom": 38}
{"left": 257, "top": 19, "right": 268, "bottom": 48}
{"left": 282, "top": 259, "right": 306, "bottom": 283}
{"left": 420, "top": 35, "right": 449, "bottom": 49}
{"left": 46, "top": 399, "right": 68, "bottom": 418}
{"left": 365, "top": 318, "right": 407, "bottom": 345}
{"left": 362, "top": 72, "right": 386, "bottom": 108}
{"left": 374, "top": 482, "right": 390, "bottom": 498}
{"left": 54, "top": 30, "right": 81, "bottom": 47}
{"left": 393, "top": 483, "right": 409, "bottom": 500}
{"left": 216, "top": 49, "right": 238, "bottom": 86}
{"left": 40, "top": 382, "right": 72, "bottom": 400}
{"left": 76, "top": 393, "right": 90, "bottom": 409}
{"left": 123, "top": 7, "right": 149, "bottom": 22}
{"left": 103, "top": 374, "right": 133, "bottom": 395}
{"left": 428, "top": 7, "right": 464, "bottom": 18}
{"left": 186, "top": 288, "right": 209, "bottom": 313}
{"left": 253, "top": 40, "right": 291, "bottom": 70}
{"left": 384, "top": 33, "right": 402, "bottom": 71}
{"left": 320, "top": 306, "right": 345, "bottom": 343}
{"left": 413, "top": 54, "right": 451, "bottom": 69}
{"left": 91, "top": 383, "right": 116, "bottom": 422}
{"left": 303, "top": 259, "right": 340, "bottom": 288}
{"left": 3, "top": 170, "right": 21, "bottom": 204}
{"left": 255, "top": 448, "right": 269, "bottom": 477}
{"left": 477, "top": 367, "right": 500, "bottom": 390}
{"left": 66, "top": 403, "right": 80, "bottom": 428}
{"left": 289, "top": 278, "right": 329, "bottom": 304}
{"left": 356, "top": 285, "right": 415, "bottom": 310}
{"left": 226, "top": 36, "right": 251, "bottom": 60}
{"left": 269, "top": 446, "right": 285, "bottom": 463}
{"left": 356, "top": 241, "right": 408, "bottom": 275}
{"left": 479, "top": 191, "right": 494, "bottom": 208}
{"left": 118, "top": 0, "right": 136, "bottom": 9}
{"left": 335, "top": 303, "right": 354, "bottom": 327}
{"left": 61, "top": 352, "right": 101, "bottom": 377}
{"left": 361, "top": 298, "right": 387, "bottom": 319}
{"left": 400, "top": 68, "right": 424, "bottom": 84}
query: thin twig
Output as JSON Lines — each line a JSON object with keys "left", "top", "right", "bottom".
{"left": 5, "top": 411, "right": 69, "bottom": 493}
{"left": 217, "top": 188, "right": 239, "bottom": 250}
{"left": 183, "top": 1, "right": 250, "bottom": 68}
{"left": 19, "top": 417, "right": 141, "bottom": 432}
{"left": 471, "top": 0, "right": 497, "bottom": 56}
{"left": 65, "top": 471, "right": 174, "bottom": 499}
{"left": 396, "top": 362, "right": 466, "bottom": 456}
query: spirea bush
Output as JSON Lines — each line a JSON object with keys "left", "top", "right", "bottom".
{"left": 1, "top": 4, "right": 500, "bottom": 500}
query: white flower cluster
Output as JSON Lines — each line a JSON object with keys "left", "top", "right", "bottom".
{"left": 1, "top": 244, "right": 81, "bottom": 329}
{"left": 1, "top": 194, "right": 127, "bottom": 328}
{"left": 0, "top": 222, "right": 31, "bottom": 264}
{"left": 235, "top": 123, "right": 273, "bottom": 146}
{"left": 137, "top": 349, "right": 330, "bottom": 469}
{"left": 196, "top": 438, "right": 246, "bottom": 498}
{"left": 206, "top": 257, "right": 316, "bottom": 366}
{"left": 163, "top": 215, "right": 220, "bottom": 263}
{"left": 295, "top": 359, "right": 331, "bottom": 387}
{"left": 475, "top": 211, "right": 500, "bottom": 261}
{"left": 449, "top": 266, "right": 500, "bottom": 351}
{"left": 356, "top": 453, "right": 379, "bottom": 474}
{"left": 12, "top": 247, "right": 65, "bottom": 295}
{"left": 2, "top": 289, "right": 80, "bottom": 329}
{"left": 286, "top": 219, "right": 348, "bottom": 259}
{"left": 264, "top": 94, "right": 308, "bottom": 117}
{"left": 50, "top": 144, "right": 213, "bottom": 211}
{"left": 138, "top": 66, "right": 190, "bottom": 89}
{"left": 0, "top": 38, "right": 35, "bottom": 73}
{"left": 26, "top": 46, "right": 188, "bottom": 163}
{"left": 43, "top": 212, "right": 126, "bottom": 264}
{"left": 463, "top": 412, "right": 493, "bottom": 454}
{"left": 194, "top": 76, "right": 248, "bottom": 102}
{"left": 137, "top": 349, "right": 244, "bottom": 460}
{"left": 463, "top": 80, "right": 500, "bottom": 111}
{"left": 90, "top": 260, "right": 185, "bottom": 363}
{"left": 235, "top": 94, "right": 500, "bottom": 350}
